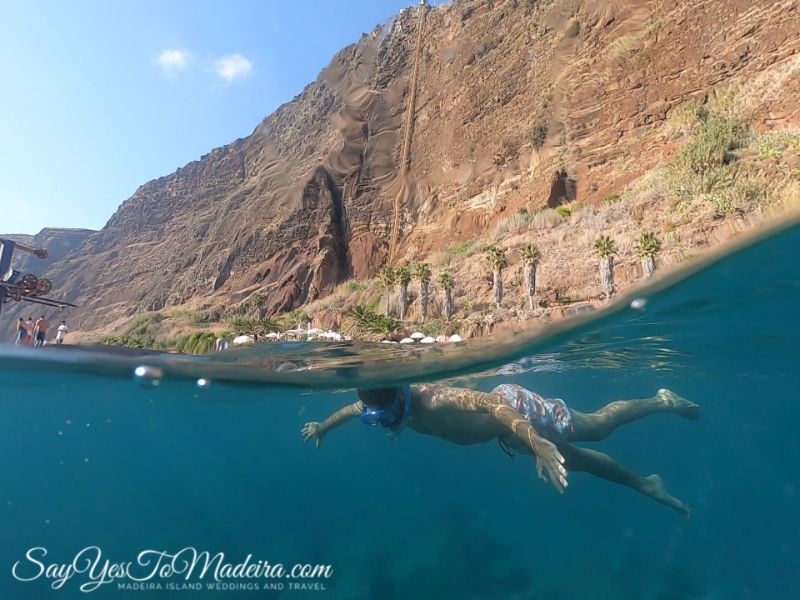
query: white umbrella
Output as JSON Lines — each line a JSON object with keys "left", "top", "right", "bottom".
{"left": 410, "top": 332, "right": 425, "bottom": 340}
{"left": 232, "top": 335, "right": 254, "bottom": 345}
{"left": 307, "top": 328, "right": 324, "bottom": 335}
{"left": 449, "top": 334, "right": 464, "bottom": 343}
{"left": 420, "top": 336, "right": 436, "bottom": 344}
{"left": 399, "top": 338, "right": 415, "bottom": 344}
{"left": 264, "top": 332, "right": 280, "bottom": 339}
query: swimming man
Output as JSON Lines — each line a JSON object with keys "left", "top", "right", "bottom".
{"left": 301, "top": 384, "right": 699, "bottom": 515}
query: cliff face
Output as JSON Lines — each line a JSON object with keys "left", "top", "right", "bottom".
{"left": 33, "top": 0, "right": 800, "bottom": 331}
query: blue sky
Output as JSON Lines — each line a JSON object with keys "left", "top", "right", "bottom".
{"left": 0, "top": 0, "right": 419, "bottom": 235}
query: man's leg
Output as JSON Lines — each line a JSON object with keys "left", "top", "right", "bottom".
{"left": 560, "top": 443, "right": 690, "bottom": 516}
{"left": 570, "top": 389, "right": 699, "bottom": 442}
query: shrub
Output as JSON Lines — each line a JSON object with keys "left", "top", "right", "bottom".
{"left": 754, "top": 130, "right": 800, "bottom": 160}
{"left": 187, "top": 311, "right": 210, "bottom": 326}
{"left": 97, "top": 335, "right": 154, "bottom": 349}
{"left": 675, "top": 113, "right": 749, "bottom": 185}
{"left": 128, "top": 312, "right": 165, "bottom": 336}
{"left": 531, "top": 121, "right": 548, "bottom": 149}
{"left": 493, "top": 209, "right": 564, "bottom": 240}
{"left": 554, "top": 205, "right": 571, "bottom": 218}
{"left": 180, "top": 332, "right": 218, "bottom": 355}
{"left": 708, "top": 194, "right": 739, "bottom": 216}
{"left": 431, "top": 240, "right": 478, "bottom": 267}
{"left": 346, "top": 279, "right": 370, "bottom": 292}
{"left": 462, "top": 297, "right": 476, "bottom": 315}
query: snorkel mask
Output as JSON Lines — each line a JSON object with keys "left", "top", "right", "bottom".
{"left": 360, "top": 386, "right": 412, "bottom": 430}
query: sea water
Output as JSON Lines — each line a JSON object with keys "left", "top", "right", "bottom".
{"left": 0, "top": 216, "right": 798, "bottom": 599}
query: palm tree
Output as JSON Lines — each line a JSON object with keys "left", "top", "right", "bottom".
{"left": 367, "top": 314, "right": 401, "bottom": 337}
{"left": 377, "top": 265, "right": 396, "bottom": 316}
{"left": 593, "top": 235, "right": 618, "bottom": 299}
{"left": 249, "top": 292, "right": 265, "bottom": 317}
{"left": 413, "top": 262, "right": 432, "bottom": 322}
{"left": 485, "top": 246, "right": 508, "bottom": 309}
{"left": 438, "top": 270, "right": 455, "bottom": 319}
{"left": 344, "top": 304, "right": 377, "bottom": 337}
{"left": 635, "top": 232, "right": 662, "bottom": 278}
{"left": 519, "top": 244, "right": 541, "bottom": 310}
{"left": 395, "top": 265, "right": 412, "bottom": 320}
{"left": 254, "top": 317, "right": 281, "bottom": 336}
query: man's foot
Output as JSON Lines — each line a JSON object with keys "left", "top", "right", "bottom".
{"left": 644, "top": 474, "right": 691, "bottom": 517}
{"left": 656, "top": 388, "right": 700, "bottom": 421}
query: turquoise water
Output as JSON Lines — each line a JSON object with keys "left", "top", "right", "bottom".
{"left": 1, "top": 217, "right": 798, "bottom": 599}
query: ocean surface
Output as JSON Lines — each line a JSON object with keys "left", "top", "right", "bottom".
{"left": 1, "top": 214, "right": 798, "bottom": 599}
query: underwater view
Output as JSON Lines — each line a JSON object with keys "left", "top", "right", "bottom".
{"left": 1, "top": 216, "right": 797, "bottom": 599}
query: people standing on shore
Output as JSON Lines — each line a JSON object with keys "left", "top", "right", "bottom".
{"left": 55, "top": 321, "right": 68, "bottom": 345}
{"left": 33, "top": 315, "right": 50, "bottom": 347}
{"left": 23, "top": 317, "right": 34, "bottom": 345}
{"left": 15, "top": 318, "right": 26, "bottom": 345}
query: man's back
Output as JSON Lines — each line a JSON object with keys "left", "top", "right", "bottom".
{"left": 408, "top": 385, "right": 507, "bottom": 444}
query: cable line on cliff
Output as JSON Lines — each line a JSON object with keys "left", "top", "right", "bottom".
{"left": 389, "top": 0, "right": 428, "bottom": 261}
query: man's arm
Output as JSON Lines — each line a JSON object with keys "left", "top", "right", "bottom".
{"left": 14, "top": 242, "right": 48, "bottom": 259}
{"left": 454, "top": 390, "right": 568, "bottom": 493}
{"left": 301, "top": 401, "right": 363, "bottom": 448}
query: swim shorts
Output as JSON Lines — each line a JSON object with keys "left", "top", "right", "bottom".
{"left": 492, "top": 383, "right": 573, "bottom": 445}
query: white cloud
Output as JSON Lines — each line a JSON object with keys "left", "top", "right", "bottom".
{"left": 215, "top": 54, "right": 253, "bottom": 82}
{"left": 155, "top": 49, "right": 191, "bottom": 74}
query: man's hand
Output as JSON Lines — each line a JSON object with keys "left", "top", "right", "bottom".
{"left": 301, "top": 422, "right": 324, "bottom": 449}
{"left": 34, "top": 249, "right": 48, "bottom": 259}
{"left": 532, "top": 437, "right": 568, "bottom": 494}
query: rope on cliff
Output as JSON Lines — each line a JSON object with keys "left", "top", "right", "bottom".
{"left": 390, "top": 0, "right": 428, "bottom": 261}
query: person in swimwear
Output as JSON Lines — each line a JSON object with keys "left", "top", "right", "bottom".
{"left": 15, "top": 317, "right": 26, "bottom": 345}
{"left": 301, "top": 384, "right": 699, "bottom": 516}
{"left": 23, "top": 317, "right": 34, "bottom": 346}
{"left": 33, "top": 315, "right": 50, "bottom": 347}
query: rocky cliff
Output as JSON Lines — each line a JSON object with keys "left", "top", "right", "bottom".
{"left": 23, "top": 0, "right": 800, "bottom": 334}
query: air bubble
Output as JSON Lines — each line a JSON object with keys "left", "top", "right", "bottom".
{"left": 133, "top": 365, "right": 163, "bottom": 386}
{"left": 196, "top": 378, "right": 211, "bottom": 388}
{"left": 630, "top": 297, "right": 648, "bottom": 310}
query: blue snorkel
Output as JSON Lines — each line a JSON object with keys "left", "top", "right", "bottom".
{"left": 360, "top": 386, "right": 412, "bottom": 437}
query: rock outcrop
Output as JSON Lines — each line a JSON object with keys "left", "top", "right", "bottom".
{"left": 15, "top": 0, "right": 800, "bottom": 333}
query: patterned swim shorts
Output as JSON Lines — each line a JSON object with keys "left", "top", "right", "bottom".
{"left": 492, "top": 383, "right": 573, "bottom": 446}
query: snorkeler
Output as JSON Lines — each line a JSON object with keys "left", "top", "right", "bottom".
{"left": 301, "top": 384, "right": 699, "bottom": 516}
